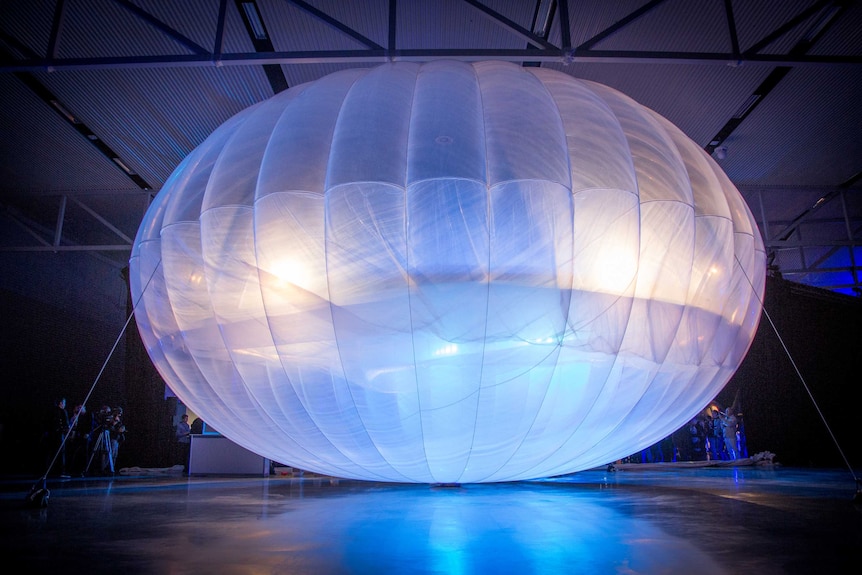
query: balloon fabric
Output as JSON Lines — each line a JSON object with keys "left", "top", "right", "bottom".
{"left": 130, "top": 61, "right": 765, "bottom": 483}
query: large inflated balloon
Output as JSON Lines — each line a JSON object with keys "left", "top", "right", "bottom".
{"left": 130, "top": 61, "right": 764, "bottom": 483}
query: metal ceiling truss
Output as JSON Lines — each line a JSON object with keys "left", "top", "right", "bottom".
{"left": 1, "top": 0, "right": 860, "bottom": 73}
{"left": 0, "top": 190, "right": 150, "bottom": 254}
{"left": 0, "top": 195, "right": 136, "bottom": 269}
{"left": 747, "top": 186, "right": 862, "bottom": 294}
{"left": 704, "top": 0, "right": 851, "bottom": 155}
{"left": 234, "top": 0, "right": 290, "bottom": 93}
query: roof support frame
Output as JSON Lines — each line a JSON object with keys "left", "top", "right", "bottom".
{"left": 523, "top": 0, "right": 557, "bottom": 67}
{"left": 461, "top": 0, "right": 557, "bottom": 51}
{"left": 0, "top": 203, "right": 130, "bottom": 269}
{"left": 46, "top": 0, "right": 67, "bottom": 61}
{"left": 388, "top": 0, "right": 397, "bottom": 52}
{"left": 234, "top": 0, "right": 289, "bottom": 94}
{"left": 576, "top": 0, "right": 667, "bottom": 51}
{"left": 214, "top": 0, "right": 228, "bottom": 58}
{"left": 840, "top": 191, "right": 860, "bottom": 289}
{"left": 2, "top": 0, "right": 859, "bottom": 73}
{"left": 0, "top": 200, "right": 132, "bottom": 254}
{"left": 69, "top": 196, "right": 135, "bottom": 245}
{"left": 743, "top": 185, "right": 861, "bottom": 296}
{"left": 786, "top": 212, "right": 862, "bottom": 289}
{"left": 109, "top": 0, "right": 209, "bottom": 55}
{"left": 557, "top": 0, "right": 571, "bottom": 49}
{"left": 723, "top": 0, "right": 740, "bottom": 63}
{"left": 704, "top": 0, "right": 850, "bottom": 155}
{"left": 743, "top": 0, "right": 833, "bottom": 56}
{"left": 2, "top": 48, "right": 860, "bottom": 73}
{"left": 282, "top": 0, "right": 383, "bottom": 50}
{"left": 0, "top": 191, "right": 140, "bottom": 253}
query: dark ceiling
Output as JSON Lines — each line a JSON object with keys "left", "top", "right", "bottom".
{"left": 1, "top": 0, "right": 860, "bottom": 296}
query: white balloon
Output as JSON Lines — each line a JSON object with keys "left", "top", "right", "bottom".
{"left": 130, "top": 61, "right": 765, "bottom": 483}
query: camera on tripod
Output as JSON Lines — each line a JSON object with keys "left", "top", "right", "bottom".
{"left": 96, "top": 406, "right": 113, "bottom": 429}
{"left": 84, "top": 405, "right": 122, "bottom": 476}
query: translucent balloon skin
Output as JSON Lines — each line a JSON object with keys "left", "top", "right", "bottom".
{"left": 130, "top": 61, "right": 765, "bottom": 483}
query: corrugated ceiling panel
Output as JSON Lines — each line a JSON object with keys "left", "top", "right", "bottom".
{"left": 721, "top": 65, "right": 862, "bottom": 187}
{"left": 134, "top": 0, "right": 258, "bottom": 54}
{"left": 261, "top": 0, "right": 379, "bottom": 52}
{"left": 0, "top": 75, "right": 135, "bottom": 193}
{"left": 732, "top": 0, "right": 816, "bottom": 55}
{"left": 1, "top": 0, "right": 259, "bottom": 62}
{"left": 810, "top": 1, "right": 862, "bottom": 56}
{"left": 34, "top": 65, "right": 273, "bottom": 186}
{"left": 540, "top": 60, "right": 769, "bottom": 147}
{"left": 55, "top": 0, "right": 195, "bottom": 59}
{"left": 481, "top": 0, "right": 540, "bottom": 33}
{"left": 251, "top": 0, "right": 387, "bottom": 88}
{"left": 587, "top": 0, "right": 731, "bottom": 53}
{"left": 0, "top": 0, "right": 57, "bottom": 58}
{"left": 274, "top": 0, "right": 390, "bottom": 49}
{"left": 397, "top": 0, "right": 532, "bottom": 50}
{"left": 559, "top": 0, "right": 655, "bottom": 48}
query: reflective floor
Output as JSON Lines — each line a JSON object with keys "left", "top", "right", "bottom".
{"left": 1, "top": 466, "right": 859, "bottom": 574}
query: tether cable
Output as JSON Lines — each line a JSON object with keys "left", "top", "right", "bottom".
{"left": 33, "top": 260, "right": 162, "bottom": 492}
{"left": 735, "top": 255, "right": 860, "bottom": 498}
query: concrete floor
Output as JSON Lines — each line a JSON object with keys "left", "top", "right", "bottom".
{"left": 1, "top": 465, "right": 859, "bottom": 574}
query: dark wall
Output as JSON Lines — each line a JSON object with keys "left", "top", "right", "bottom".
{"left": 0, "top": 251, "right": 172, "bottom": 475}
{"left": 121, "top": 272, "right": 177, "bottom": 470}
{"left": 718, "top": 275, "right": 861, "bottom": 468}
{"left": 0, "top": 287, "right": 126, "bottom": 473}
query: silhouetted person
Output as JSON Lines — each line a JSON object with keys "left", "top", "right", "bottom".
{"left": 718, "top": 408, "right": 739, "bottom": 460}
{"left": 689, "top": 415, "right": 708, "bottom": 461}
{"left": 176, "top": 413, "right": 191, "bottom": 472}
{"left": 709, "top": 408, "right": 725, "bottom": 460}
{"left": 108, "top": 407, "right": 126, "bottom": 470}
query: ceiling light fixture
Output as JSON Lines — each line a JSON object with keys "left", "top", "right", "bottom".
{"left": 241, "top": 2, "right": 268, "bottom": 40}
{"left": 112, "top": 157, "right": 135, "bottom": 175}
{"left": 49, "top": 99, "right": 77, "bottom": 124}
{"left": 532, "top": 0, "right": 557, "bottom": 38}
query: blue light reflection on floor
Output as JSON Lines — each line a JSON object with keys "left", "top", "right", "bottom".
{"left": 306, "top": 483, "right": 725, "bottom": 575}
{"left": 2, "top": 467, "right": 858, "bottom": 574}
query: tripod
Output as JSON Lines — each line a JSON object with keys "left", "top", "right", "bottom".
{"left": 84, "top": 428, "right": 114, "bottom": 476}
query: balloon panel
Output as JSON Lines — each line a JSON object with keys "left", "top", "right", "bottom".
{"left": 130, "top": 61, "right": 764, "bottom": 483}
